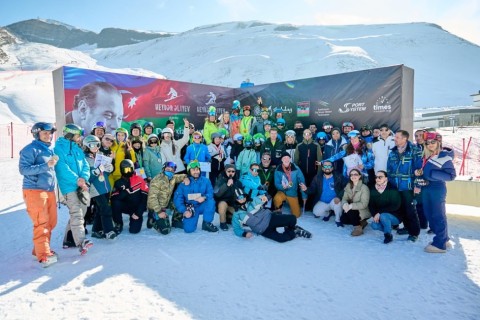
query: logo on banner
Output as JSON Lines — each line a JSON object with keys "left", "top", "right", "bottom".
{"left": 296, "top": 101, "right": 310, "bottom": 117}
{"left": 373, "top": 96, "right": 392, "bottom": 113}
{"left": 165, "top": 87, "right": 182, "bottom": 102}
{"left": 338, "top": 102, "right": 366, "bottom": 114}
{"left": 205, "top": 91, "right": 217, "bottom": 105}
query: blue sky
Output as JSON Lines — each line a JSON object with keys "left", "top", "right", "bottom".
{"left": 2, "top": 0, "right": 479, "bottom": 45}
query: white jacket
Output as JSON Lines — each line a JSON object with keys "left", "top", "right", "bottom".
{"left": 161, "top": 131, "right": 190, "bottom": 172}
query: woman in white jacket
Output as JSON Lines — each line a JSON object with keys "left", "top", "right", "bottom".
{"left": 161, "top": 118, "right": 191, "bottom": 173}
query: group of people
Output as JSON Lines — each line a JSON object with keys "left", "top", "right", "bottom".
{"left": 19, "top": 96, "right": 456, "bottom": 268}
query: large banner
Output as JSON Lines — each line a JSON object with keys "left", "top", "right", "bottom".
{"left": 53, "top": 65, "right": 412, "bottom": 136}
{"left": 235, "top": 65, "right": 405, "bottom": 132}
{"left": 58, "top": 66, "right": 234, "bottom": 135}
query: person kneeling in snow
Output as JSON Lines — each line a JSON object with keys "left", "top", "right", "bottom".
{"left": 232, "top": 190, "right": 312, "bottom": 242}
{"left": 111, "top": 159, "right": 149, "bottom": 234}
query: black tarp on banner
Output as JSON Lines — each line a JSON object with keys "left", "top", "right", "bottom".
{"left": 235, "top": 65, "right": 405, "bottom": 132}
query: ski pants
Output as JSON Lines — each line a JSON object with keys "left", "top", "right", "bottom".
{"left": 422, "top": 183, "right": 449, "bottom": 250}
{"left": 23, "top": 189, "right": 57, "bottom": 261}
{"left": 64, "top": 191, "right": 89, "bottom": 247}
{"left": 183, "top": 200, "right": 215, "bottom": 233}
{"left": 261, "top": 214, "right": 297, "bottom": 243}
{"left": 92, "top": 193, "right": 115, "bottom": 234}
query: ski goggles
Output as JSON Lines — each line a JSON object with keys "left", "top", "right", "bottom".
{"left": 187, "top": 161, "right": 201, "bottom": 170}
{"left": 86, "top": 141, "right": 100, "bottom": 149}
{"left": 164, "top": 161, "right": 177, "bottom": 171}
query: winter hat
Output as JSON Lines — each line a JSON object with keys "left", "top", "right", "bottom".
{"left": 235, "top": 188, "right": 246, "bottom": 200}
{"left": 331, "top": 127, "right": 341, "bottom": 135}
{"left": 281, "top": 151, "right": 291, "bottom": 159}
{"left": 225, "top": 164, "right": 236, "bottom": 171}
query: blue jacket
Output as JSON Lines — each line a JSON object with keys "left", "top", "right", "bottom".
{"left": 274, "top": 163, "right": 307, "bottom": 199}
{"left": 19, "top": 139, "right": 56, "bottom": 191}
{"left": 143, "top": 145, "right": 164, "bottom": 179}
{"left": 85, "top": 151, "right": 112, "bottom": 197}
{"left": 236, "top": 148, "right": 257, "bottom": 176}
{"left": 184, "top": 143, "right": 211, "bottom": 164}
{"left": 326, "top": 144, "right": 374, "bottom": 179}
{"left": 387, "top": 141, "right": 422, "bottom": 191}
{"left": 240, "top": 171, "right": 266, "bottom": 198}
{"left": 54, "top": 137, "right": 90, "bottom": 195}
{"left": 232, "top": 196, "right": 271, "bottom": 237}
{"left": 422, "top": 147, "right": 456, "bottom": 187}
{"left": 173, "top": 175, "right": 214, "bottom": 213}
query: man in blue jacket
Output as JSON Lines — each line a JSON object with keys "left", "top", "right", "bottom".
{"left": 387, "top": 130, "right": 422, "bottom": 242}
{"left": 54, "top": 124, "right": 93, "bottom": 255}
{"left": 174, "top": 161, "right": 218, "bottom": 233}
{"left": 19, "top": 122, "right": 59, "bottom": 267}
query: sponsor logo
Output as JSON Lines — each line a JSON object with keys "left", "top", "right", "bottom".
{"left": 338, "top": 102, "right": 366, "bottom": 114}
{"left": 373, "top": 96, "right": 392, "bottom": 113}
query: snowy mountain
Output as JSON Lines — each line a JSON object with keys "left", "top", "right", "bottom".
{"left": 5, "top": 19, "right": 173, "bottom": 49}
{"left": 1, "top": 20, "right": 480, "bottom": 124}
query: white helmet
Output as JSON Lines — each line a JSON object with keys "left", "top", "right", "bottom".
{"left": 162, "top": 127, "right": 174, "bottom": 135}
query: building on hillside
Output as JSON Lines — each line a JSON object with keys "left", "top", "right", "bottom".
{"left": 414, "top": 107, "right": 480, "bottom": 129}
{"left": 471, "top": 91, "right": 480, "bottom": 108}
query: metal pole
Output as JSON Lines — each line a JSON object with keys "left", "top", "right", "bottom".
{"left": 10, "top": 122, "right": 13, "bottom": 159}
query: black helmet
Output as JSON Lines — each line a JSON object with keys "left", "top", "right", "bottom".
{"left": 143, "top": 122, "right": 154, "bottom": 130}
{"left": 120, "top": 159, "right": 135, "bottom": 177}
{"left": 31, "top": 122, "right": 56, "bottom": 140}
{"left": 63, "top": 123, "right": 83, "bottom": 140}
{"left": 130, "top": 122, "right": 142, "bottom": 135}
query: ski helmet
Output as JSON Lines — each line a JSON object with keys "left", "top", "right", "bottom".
{"left": 83, "top": 135, "right": 101, "bottom": 149}
{"left": 115, "top": 127, "right": 129, "bottom": 140}
{"left": 163, "top": 161, "right": 177, "bottom": 172}
{"left": 162, "top": 127, "right": 174, "bottom": 136}
{"left": 276, "top": 118, "right": 286, "bottom": 126}
{"left": 91, "top": 121, "right": 106, "bottom": 134}
{"left": 342, "top": 122, "right": 355, "bottom": 131}
{"left": 129, "top": 122, "right": 142, "bottom": 135}
{"left": 232, "top": 100, "right": 241, "bottom": 110}
{"left": 285, "top": 130, "right": 296, "bottom": 137}
{"left": 187, "top": 160, "right": 201, "bottom": 174}
{"left": 143, "top": 122, "right": 154, "bottom": 131}
{"left": 218, "top": 128, "right": 229, "bottom": 139}
{"left": 147, "top": 134, "right": 159, "bottom": 145}
{"left": 63, "top": 123, "right": 83, "bottom": 140}
{"left": 120, "top": 159, "right": 135, "bottom": 177}
{"left": 316, "top": 132, "right": 328, "bottom": 141}
{"left": 233, "top": 133, "right": 243, "bottom": 141}
{"left": 31, "top": 122, "right": 56, "bottom": 140}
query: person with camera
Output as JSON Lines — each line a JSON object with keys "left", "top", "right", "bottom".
{"left": 232, "top": 190, "right": 312, "bottom": 242}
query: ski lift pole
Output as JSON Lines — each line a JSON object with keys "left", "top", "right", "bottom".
{"left": 460, "top": 137, "right": 472, "bottom": 176}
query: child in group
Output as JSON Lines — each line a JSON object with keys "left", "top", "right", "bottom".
{"left": 82, "top": 135, "right": 117, "bottom": 240}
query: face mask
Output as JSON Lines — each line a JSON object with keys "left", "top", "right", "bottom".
{"left": 164, "top": 171, "right": 174, "bottom": 179}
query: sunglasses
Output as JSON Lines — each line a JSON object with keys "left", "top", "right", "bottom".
{"left": 164, "top": 161, "right": 177, "bottom": 170}
{"left": 425, "top": 140, "right": 437, "bottom": 145}
{"left": 193, "top": 135, "right": 201, "bottom": 139}
{"left": 323, "top": 126, "right": 332, "bottom": 130}
{"left": 375, "top": 176, "right": 385, "bottom": 179}
{"left": 226, "top": 170, "right": 236, "bottom": 173}
{"left": 304, "top": 132, "right": 312, "bottom": 136}
{"left": 94, "top": 121, "right": 106, "bottom": 127}
{"left": 251, "top": 168, "right": 259, "bottom": 172}
{"left": 149, "top": 140, "right": 158, "bottom": 144}
{"left": 262, "top": 158, "right": 270, "bottom": 161}
{"left": 104, "top": 138, "right": 114, "bottom": 142}
{"left": 350, "top": 173, "right": 360, "bottom": 177}
{"left": 237, "top": 195, "right": 245, "bottom": 200}
{"left": 323, "top": 165, "right": 333, "bottom": 169}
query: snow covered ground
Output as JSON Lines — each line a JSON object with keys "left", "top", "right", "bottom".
{"left": 0, "top": 158, "right": 479, "bottom": 319}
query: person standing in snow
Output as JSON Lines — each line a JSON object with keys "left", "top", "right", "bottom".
{"left": 54, "top": 123, "right": 94, "bottom": 255}
{"left": 19, "top": 122, "right": 59, "bottom": 267}
{"left": 414, "top": 132, "right": 456, "bottom": 253}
